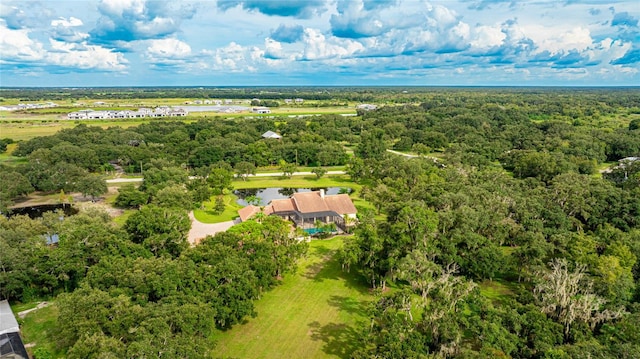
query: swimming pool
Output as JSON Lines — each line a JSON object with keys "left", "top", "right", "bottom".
{"left": 304, "top": 228, "right": 323, "bottom": 235}
{"left": 304, "top": 227, "right": 337, "bottom": 235}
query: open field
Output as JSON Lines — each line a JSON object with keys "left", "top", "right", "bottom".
{"left": 0, "top": 117, "right": 151, "bottom": 141}
{"left": 0, "top": 103, "right": 357, "bottom": 141}
{"left": 211, "top": 237, "right": 371, "bottom": 359}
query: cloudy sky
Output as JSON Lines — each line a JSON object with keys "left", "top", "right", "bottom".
{"left": 1, "top": 0, "right": 639, "bottom": 86}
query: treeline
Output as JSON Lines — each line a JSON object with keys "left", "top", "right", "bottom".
{"left": 340, "top": 152, "right": 640, "bottom": 357}
{"left": 0, "top": 207, "right": 306, "bottom": 357}
{"left": 3, "top": 87, "right": 640, "bottom": 108}
{"left": 333, "top": 93, "right": 640, "bottom": 356}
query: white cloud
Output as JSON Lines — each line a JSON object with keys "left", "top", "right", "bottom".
{"left": 51, "top": 17, "right": 83, "bottom": 27}
{"left": 300, "top": 28, "right": 364, "bottom": 60}
{"left": 50, "top": 16, "right": 89, "bottom": 42}
{"left": 525, "top": 25, "right": 593, "bottom": 55}
{"left": 470, "top": 25, "right": 506, "bottom": 49}
{"left": 0, "top": 21, "right": 45, "bottom": 62}
{"left": 48, "top": 39, "right": 128, "bottom": 71}
{"left": 147, "top": 38, "right": 192, "bottom": 58}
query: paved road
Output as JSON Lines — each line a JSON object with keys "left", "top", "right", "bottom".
{"left": 106, "top": 170, "right": 347, "bottom": 183}
{"left": 386, "top": 149, "right": 441, "bottom": 162}
{"left": 106, "top": 177, "right": 144, "bottom": 183}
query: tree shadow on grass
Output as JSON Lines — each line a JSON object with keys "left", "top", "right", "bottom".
{"left": 303, "top": 249, "right": 370, "bottom": 294}
{"left": 326, "top": 295, "right": 368, "bottom": 317}
{"left": 308, "top": 320, "right": 362, "bottom": 359}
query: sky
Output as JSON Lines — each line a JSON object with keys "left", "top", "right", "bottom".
{"left": 0, "top": 0, "right": 639, "bottom": 87}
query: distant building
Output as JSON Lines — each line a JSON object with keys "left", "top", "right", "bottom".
{"left": 295, "top": 98, "right": 304, "bottom": 104}
{"left": 252, "top": 106, "right": 271, "bottom": 114}
{"left": 357, "top": 104, "right": 377, "bottom": 111}
{"left": 284, "top": 99, "right": 293, "bottom": 104}
{"left": 261, "top": 130, "right": 282, "bottom": 139}
{"left": 67, "top": 107, "right": 188, "bottom": 119}
{"left": 0, "top": 102, "right": 59, "bottom": 111}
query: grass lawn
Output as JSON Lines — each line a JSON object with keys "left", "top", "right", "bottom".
{"left": 211, "top": 237, "right": 371, "bottom": 359}
{"left": 234, "top": 175, "right": 361, "bottom": 192}
{"left": 19, "top": 303, "right": 66, "bottom": 358}
{"left": 193, "top": 193, "right": 244, "bottom": 223}
{"left": 478, "top": 279, "right": 517, "bottom": 305}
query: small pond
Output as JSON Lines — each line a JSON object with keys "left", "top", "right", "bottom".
{"left": 7, "top": 204, "right": 78, "bottom": 219}
{"left": 235, "top": 187, "right": 351, "bottom": 206}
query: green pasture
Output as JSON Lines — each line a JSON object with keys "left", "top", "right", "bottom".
{"left": 212, "top": 237, "right": 371, "bottom": 359}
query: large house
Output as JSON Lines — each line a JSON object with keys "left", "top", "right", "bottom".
{"left": 238, "top": 190, "right": 357, "bottom": 231}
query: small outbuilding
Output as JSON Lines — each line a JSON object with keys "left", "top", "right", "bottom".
{"left": 261, "top": 131, "right": 282, "bottom": 139}
{"left": 0, "top": 300, "right": 29, "bottom": 359}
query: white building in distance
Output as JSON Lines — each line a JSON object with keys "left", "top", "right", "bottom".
{"left": 68, "top": 107, "right": 187, "bottom": 119}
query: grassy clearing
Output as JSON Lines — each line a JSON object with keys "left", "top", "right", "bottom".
{"left": 112, "top": 209, "right": 136, "bottom": 227}
{"left": 19, "top": 303, "right": 66, "bottom": 358}
{"left": 193, "top": 193, "right": 244, "bottom": 223}
{"left": 0, "top": 143, "right": 25, "bottom": 165}
{"left": 212, "top": 237, "right": 371, "bottom": 359}
{"left": 234, "top": 175, "right": 360, "bottom": 192}
{"left": 478, "top": 279, "right": 517, "bottom": 305}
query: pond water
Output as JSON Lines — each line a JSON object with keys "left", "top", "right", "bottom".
{"left": 235, "top": 187, "right": 350, "bottom": 206}
{"left": 7, "top": 204, "right": 78, "bottom": 219}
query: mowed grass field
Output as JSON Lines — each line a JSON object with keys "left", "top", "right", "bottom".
{"left": 211, "top": 237, "right": 371, "bottom": 359}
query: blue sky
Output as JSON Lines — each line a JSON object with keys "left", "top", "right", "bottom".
{"left": 1, "top": 0, "right": 639, "bottom": 86}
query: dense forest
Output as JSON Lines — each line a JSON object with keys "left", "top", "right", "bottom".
{"left": 1, "top": 88, "right": 640, "bottom": 358}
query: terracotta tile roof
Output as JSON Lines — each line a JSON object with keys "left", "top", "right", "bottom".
{"left": 258, "top": 191, "right": 357, "bottom": 217}
{"left": 324, "top": 194, "right": 357, "bottom": 215}
{"left": 292, "top": 191, "right": 329, "bottom": 213}
{"left": 270, "top": 198, "right": 296, "bottom": 212}
{"left": 238, "top": 205, "right": 261, "bottom": 222}
{"left": 263, "top": 204, "right": 274, "bottom": 216}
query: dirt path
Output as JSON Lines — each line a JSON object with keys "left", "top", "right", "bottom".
{"left": 18, "top": 302, "right": 51, "bottom": 318}
{"left": 187, "top": 212, "right": 237, "bottom": 246}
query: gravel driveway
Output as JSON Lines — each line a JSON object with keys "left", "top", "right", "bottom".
{"left": 187, "top": 211, "right": 237, "bottom": 245}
